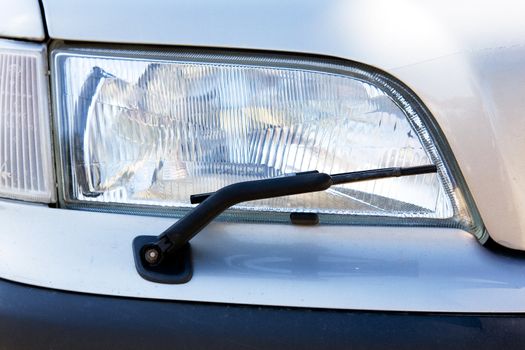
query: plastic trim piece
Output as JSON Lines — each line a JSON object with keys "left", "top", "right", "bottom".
{"left": 0, "top": 277, "right": 524, "bottom": 349}
{"left": 133, "top": 236, "right": 192, "bottom": 284}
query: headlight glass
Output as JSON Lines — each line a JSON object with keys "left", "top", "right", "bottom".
{"left": 0, "top": 39, "right": 55, "bottom": 203}
{"left": 52, "top": 46, "right": 483, "bottom": 235}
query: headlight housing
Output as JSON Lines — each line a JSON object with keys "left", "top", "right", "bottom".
{"left": 51, "top": 44, "right": 484, "bottom": 238}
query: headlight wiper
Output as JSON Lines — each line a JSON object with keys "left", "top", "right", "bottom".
{"left": 133, "top": 165, "right": 437, "bottom": 284}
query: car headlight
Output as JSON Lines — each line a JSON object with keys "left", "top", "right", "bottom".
{"left": 0, "top": 39, "right": 55, "bottom": 203}
{"left": 51, "top": 44, "right": 484, "bottom": 237}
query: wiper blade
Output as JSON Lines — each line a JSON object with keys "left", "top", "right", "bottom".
{"left": 189, "top": 165, "right": 438, "bottom": 204}
{"left": 133, "top": 164, "right": 437, "bottom": 284}
{"left": 330, "top": 164, "right": 437, "bottom": 185}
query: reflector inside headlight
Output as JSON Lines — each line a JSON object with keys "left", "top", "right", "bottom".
{"left": 0, "top": 39, "right": 54, "bottom": 203}
{"left": 52, "top": 46, "right": 483, "bottom": 234}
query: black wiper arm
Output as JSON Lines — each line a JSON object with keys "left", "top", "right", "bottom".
{"left": 133, "top": 164, "right": 437, "bottom": 284}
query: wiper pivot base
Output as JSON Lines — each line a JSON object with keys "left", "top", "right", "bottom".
{"left": 133, "top": 235, "right": 192, "bottom": 284}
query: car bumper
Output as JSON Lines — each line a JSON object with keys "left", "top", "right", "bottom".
{"left": 1, "top": 277, "right": 525, "bottom": 349}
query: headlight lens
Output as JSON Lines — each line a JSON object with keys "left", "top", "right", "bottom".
{"left": 52, "top": 46, "right": 482, "bottom": 235}
{"left": 0, "top": 39, "right": 55, "bottom": 203}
